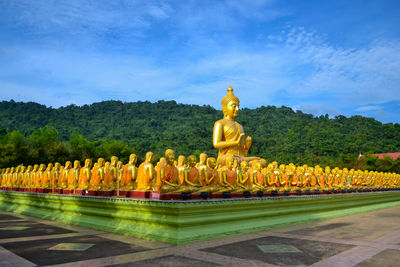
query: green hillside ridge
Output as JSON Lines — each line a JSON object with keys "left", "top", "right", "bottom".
{"left": 1, "top": 100, "right": 400, "bottom": 171}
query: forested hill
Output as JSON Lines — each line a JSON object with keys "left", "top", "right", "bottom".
{"left": 1, "top": 99, "right": 400, "bottom": 167}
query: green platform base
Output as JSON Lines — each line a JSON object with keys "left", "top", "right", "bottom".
{"left": 0, "top": 191, "right": 399, "bottom": 244}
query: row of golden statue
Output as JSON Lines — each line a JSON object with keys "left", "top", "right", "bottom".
{"left": 1, "top": 150, "right": 399, "bottom": 195}
{"left": 1, "top": 87, "right": 399, "bottom": 197}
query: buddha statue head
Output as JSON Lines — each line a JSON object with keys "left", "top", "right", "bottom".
{"left": 207, "top": 157, "right": 217, "bottom": 169}
{"left": 84, "top": 159, "right": 92, "bottom": 168}
{"left": 73, "top": 160, "right": 81, "bottom": 169}
{"left": 253, "top": 161, "right": 262, "bottom": 172}
{"left": 97, "top": 158, "right": 105, "bottom": 167}
{"left": 178, "top": 155, "right": 185, "bottom": 166}
{"left": 64, "top": 161, "right": 72, "bottom": 169}
{"left": 188, "top": 155, "right": 197, "bottom": 167}
{"left": 240, "top": 161, "right": 249, "bottom": 172}
{"left": 165, "top": 149, "right": 175, "bottom": 158}
{"left": 111, "top": 156, "right": 118, "bottom": 166}
{"left": 129, "top": 154, "right": 137, "bottom": 165}
{"left": 165, "top": 152, "right": 175, "bottom": 166}
{"left": 54, "top": 162, "right": 60, "bottom": 170}
{"left": 117, "top": 161, "right": 123, "bottom": 169}
{"left": 145, "top": 152, "right": 154, "bottom": 163}
{"left": 39, "top": 164, "right": 45, "bottom": 171}
{"left": 221, "top": 86, "right": 240, "bottom": 119}
{"left": 46, "top": 163, "right": 53, "bottom": 171}
{"left": 199, "top": 153, "right": 207, "bottom": 164}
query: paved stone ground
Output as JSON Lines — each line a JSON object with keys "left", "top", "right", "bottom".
{"left": 1, "top": 205, "right": 400, "bottom": 266}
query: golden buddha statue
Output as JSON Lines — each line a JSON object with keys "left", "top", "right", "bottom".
{"left": 24, "top": 165, "right": 33, "bottom": 189}
{"left": 264, "top": 164, "right": 276, "bottom": 192}
{"left": 277, "top": 164, "right": 288, "bottom": 193}
{"left": 122, "top": 154, "right": 137, "bottom": 190}
{"left": 12, "top": 166, "right": 19, "bottom": 187}
{"left": 218, "top": 155, "right": 242, "bottom": 193}
{"left": 157, "top": 150, "right": 186, "bottom": 193}
{"left": 182, "top": 155, "right": 203, "bottom": 193}
{"left": 251, "top": 160, "right": 265, "bottom": 193}
{"left": 78, "top": 159, "right": 92, "bottom": 190}
{"left": 67, "top": 160, "right": 81, "bottom": 190}
{"left": 89, "top": 159, "right": 103, "bottom": 191}
{"left": 196, "top": 153, "right": 209, "bottom": 185}
{"left": 292, "top": 166, "right": 303, "bottom": 190}
{"left": 103, "top": 156, "right": 118, "bottom": 190}
{"left": 237, "top": 161, "right": 252, "bottom": 192}
{"left": 137, "top": 152, "right": 155, "bottom": 191}
{"left": 52, "top": 163, "right": 61, "bottom": 190}
{"left": 18, "top": 166, "right": 26, "bottom": 187}
{"left": 176, "top": 155, "right": 186, "bottom": 185}
{"left": 205, "top": 157, "right": 220, "bottom": 191}
{"left": 35, "top": 164, "right": 45, "bottom": 188}
{"left": 41, "top": 163, "right": 53, "bottom": 188}
{"left": 213, "top": 87, "right": 265, "bottom": 167}
{"left": 0, "top": 168, "right": 7, "bottom": 186}
{"left": 59, "top": 161, "right": 71, "bottom": 189}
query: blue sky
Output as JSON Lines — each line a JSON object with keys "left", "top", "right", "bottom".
{"left": 0, "top": 0, "right": 400, "bottom": 123}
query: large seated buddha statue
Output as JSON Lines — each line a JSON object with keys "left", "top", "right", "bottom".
{"left": 213, "top": 87, "right": 265, "bottom": 167}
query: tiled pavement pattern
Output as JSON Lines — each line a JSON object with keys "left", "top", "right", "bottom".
{"left": 0, "top": 206, "right": 400, "bottom": 266}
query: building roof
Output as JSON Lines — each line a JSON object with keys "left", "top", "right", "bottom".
{"left": 371, "top": 152, "right": 400, "bottom": 160}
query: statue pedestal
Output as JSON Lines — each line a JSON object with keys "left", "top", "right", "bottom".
{"left": 36, "top": 188, "right": 51, "bottom": 194}
{"left": 150, "top": 192, "right": 182, "bottom": 200}
{"left": 86, "top": 190, "right": 97, "bottom": 196}
{"left": 113, "top": 190, "right": 130, "bottom": 197}
{"left": 74, "top": 189, "right": 85, "bottom": 195}
{"left": 129, "top": 191, "right": 150, "bottom": 199}
{"left": 97, "top": 190, "right": 114, "bottom": 197}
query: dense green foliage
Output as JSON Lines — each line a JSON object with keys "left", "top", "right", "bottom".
{"left": 1, "top": 100, "right": 400, "bottom": 171}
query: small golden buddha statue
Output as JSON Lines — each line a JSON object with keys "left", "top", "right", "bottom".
{"left": 157, "top": 150, "right": 186, "bottom": 193}
{"left": 78, "top": 159, "right": 92, "bottom": 190}
{"left": 24, "top": 165, "right": 33, "bottom": 188}
{"left": 122, "top": 154, "right": 137, "bottom": 190}
{"left": 218, "top": 155, "right": 242, "bottom": 193}
{"left": 213, "top": 87, "right": 265, "bottom": 167}
{"left": 137, "top": 152, "right": 155, "bottom": 191}
{"left": 237, "top": 161, "right": 252, "bottom": 191}
{"left": 41, "top": 163, "right": 53, "bottom": 188}
{"left": 182, "top": 155, "right": 203, "bottom": 193}
{"left": 277, "top": 164, "right": 288, "bottom": 193}
{"left": 251, "top": 161, "right": 265, "bottom": 193}
{"left": 103, "top": 156, "right": 118, "bottom": 190}
{"left": 177, "top": 155, "right": 186, "bottom": 185}
{"left": 59, "top": 161, "right": 71, "bottom": 189}
{"left": 89, "top": 159, "right": 103, "bottom": 190}
{"left": 67, "top": 160, "right": 81, "bottom": 190}
{"left": 52, "top": 163, "right": 61, "bottom": 190}
{"left": 1, "top": 168, "right": 8, "bottom": 186}
{"left": 265, "top": 164, "right": 278, "bottom": 191}
{"left": 196, "top": 153, "right": 209, "bottom": 185}
{"left": 35, "top": 164, "right": 45, "bottom": 188}
{"left": 12, "top": 166, "right": 19, "bottom": 187}
{"left": 293, "top": 166, "right": 304, "bottom": 190}
{"left": 18, "top": 166, "right": 26, "bottom": 187}
{"left": 205, "top": 157, "right": 220, "bottom": 191}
